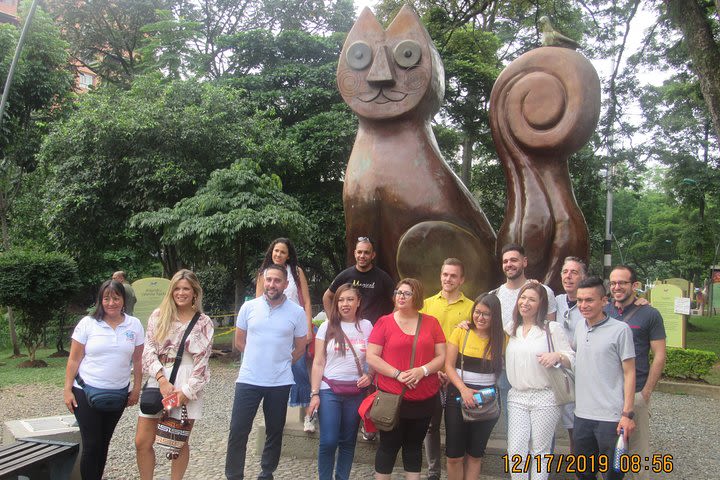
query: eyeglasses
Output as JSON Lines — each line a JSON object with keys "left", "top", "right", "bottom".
{"left": 609, "top": 281, "right": 632, "bottom": 288}
{"left": 474, "top": 312, "right": 492, "bottom": 319}
{"left": 394, "top": 290, "right": 413, "bottom": 298}
{"left": 357, "top": 236, "right": 371, "bottom": 243}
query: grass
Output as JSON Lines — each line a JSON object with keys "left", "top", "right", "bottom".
{"left": 0, "top": 347, "right": 67, "bottom": 388}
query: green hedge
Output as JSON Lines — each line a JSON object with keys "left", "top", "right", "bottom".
{"left": 663, "top": 347, "right": 718, "bottom": 380}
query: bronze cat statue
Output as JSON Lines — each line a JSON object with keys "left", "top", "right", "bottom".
{"left": 337, "top": 6, "right": 498, "bottom": 294}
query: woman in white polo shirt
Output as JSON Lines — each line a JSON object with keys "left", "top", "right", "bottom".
{"left": 64, "top": 279, "right": 145, "bottom": 480}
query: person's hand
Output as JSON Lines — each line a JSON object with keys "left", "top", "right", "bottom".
{"left": 306, "top": 332, "right": 313, "bottom": 343}
{"left": 457, "top": 320, "right": 471, "bottom": 331}
{"left": 634, "top": 297, "right": 649, "bottom": 306}
{"left": 618, "top": 416, "right": 635, "bottom": 440}
{"left": 357, "top": 373, "right": 373, "bottom": 388}
{"left": 641, "top": 388, "right": 651, "bottom": 404}
{"left": 398, "top": 368, "right": 424, "bottom": 389}
{"left": 536, "top": 352, "right": 562, "bottom": 368}
{"left": 127, "top": 387, "right": 140, "bottom": 407}
{"left": 459, "top": 386, "right": 477, "bottom": 409}
{"left": 176, "top": 389, "right": 189, "bottom": 406}
{"left": 64, "top": 389, "right": 77, "bottom": 413}
{"left": 307, "top": 394, "right": 320, "bottom": 417}
{"left": 159, "top": 378, "right": 175, "bottom": 397}
{"left": 437, "top": 370, "right": 449, "bottom": 386}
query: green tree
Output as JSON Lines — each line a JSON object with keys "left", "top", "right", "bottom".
{"left": 47, "top": 0, "right": 168, "bottom": 86}
{"left": 0, "top": 2, "right": 74, "bottom": 357}
{"left": 131, "top": 161, "right": 312, "bottom": 310}
{"left": 0, "top": 250, "right": 80, "bottom": 364}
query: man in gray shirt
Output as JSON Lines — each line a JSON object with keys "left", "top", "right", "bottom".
{"left": 574, "top": 276, "right": 635, "bottom": 480}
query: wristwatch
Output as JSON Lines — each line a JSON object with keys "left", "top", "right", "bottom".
{"left": 621, "top": 411, "right": 635, "bottom": 420}
{"left": 421, "top": 365, "right": 429, "bottom": 377}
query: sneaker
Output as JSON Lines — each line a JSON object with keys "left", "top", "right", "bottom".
{"left": 303, "top": 415, "right": 315, "bottom": 433}
{"left": 360, "top": 425, "right": 376, "bottom": 441}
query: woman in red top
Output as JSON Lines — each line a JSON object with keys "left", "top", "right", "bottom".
{"left": 367, "top": 278, "right": 446, "bottom": 480}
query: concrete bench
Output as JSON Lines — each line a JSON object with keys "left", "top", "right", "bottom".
{"left": 0, "top": 438, "right": 78, "bottom": 480}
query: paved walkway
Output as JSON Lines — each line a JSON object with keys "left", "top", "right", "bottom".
{"left": 1, "top": 358, "right": 718, "bottom": 479}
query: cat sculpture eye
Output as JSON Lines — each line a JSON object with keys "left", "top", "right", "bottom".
{"left": 393, "top": 40, "right": 422, "bottom": 68}
{"left": 346, "top": 41, "right": 373, "bottom": 70}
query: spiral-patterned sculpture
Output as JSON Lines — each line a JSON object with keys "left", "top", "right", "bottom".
{"left": 489, "top": 46, "right": 601, "bottom": 291}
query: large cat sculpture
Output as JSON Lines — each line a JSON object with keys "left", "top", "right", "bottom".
{"left": 337, "top": 5, "right": 499, "bottom": 294}
{"left": 337, "top": 6, "right": 600, "bottom": 294}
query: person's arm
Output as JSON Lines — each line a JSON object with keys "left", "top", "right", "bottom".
{"left": 537, "top": 324, "right": 573, "bottom": 369}
{"left": 642, "top": 338, "right": 666, "bottom": 402}
{"left": 366, "top": 343, "right": 401, "bottom": 379}
{"left": 618, "top": 357, "right": 636, "bottom": 439}
{"left": 444, "top": 341, "right": 475, "bottom": 408}
{"left": 255, "top": 276, "right": 263, "bottom": 298}
{"left": 307, "top": 337, "right": 326, "bottom": 417}
{"left": 235, "top": 327, "right": 247, "bottom": 352}
{"left": 127, "top": 344, "right": 144, "bottom": 407}
{"left": 322, "top": 288, "right": 334, "bottom": 316}
{"left": 292, "top": 335, "right": 307, "bottom": 362}
{"left": 297, "top": 267, "right": 314, "bottom": 341}
{"left": 178, "top": 317, "right": 215, "bottom": 404}
{"left": 63, "top": 339, "right": 85, "bottom": 413}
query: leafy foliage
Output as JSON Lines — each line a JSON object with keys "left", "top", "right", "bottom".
{"left": 0, "top": 250, "right": 80, "bottom": 362}
{"left": 663, "top": 347, "right": 718, "bottom": 380}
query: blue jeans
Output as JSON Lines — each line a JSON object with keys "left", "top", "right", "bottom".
{"left": 573, "top": 416, "right": 625, "bottom": 480}
{"left": 225, "top": 383, "right": 291, "bottom": 480}
{"left": 317, "top": 389, "right": 364, "bottom": 480}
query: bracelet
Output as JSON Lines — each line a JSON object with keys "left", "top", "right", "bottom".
{"left": 393, "top": 369, "right": 401, "bottom": 379}
{"left": 310, "top": 393, "right": 319, "bottom": 398}
{"left": 421, "top": 365, "right": 429, "bottom": 377}
{"left": 156, "top": 372, "right": 165, "bottom": 382}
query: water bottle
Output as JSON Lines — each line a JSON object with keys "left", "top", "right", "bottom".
{"left": 613, "top": 428, "right": 627, "bottom": 472}
{"left": 456, "top": 387, "right": 496, "bottom": 404}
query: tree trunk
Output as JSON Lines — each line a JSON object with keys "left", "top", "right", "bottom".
{"left": 460, "top": 134, "right": 473, "bottom": 186}
{"left": 0, "top": 195, "right": 21, "bottom": 357}
{"left": 666, "top": 0, "right": 720, "bottom": 142}
{"left": 234, "top": 239, "right": 246, "bottom": 314}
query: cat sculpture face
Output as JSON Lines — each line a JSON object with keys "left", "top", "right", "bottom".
{"left": 337, "top": 5, "right": 444, "bottom": 121}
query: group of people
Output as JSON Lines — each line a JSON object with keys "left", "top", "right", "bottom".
{"left": 64, "top": 269, "right": 215, "bottom": 480}
{"left": 63, "top": 235, "right": 667, "bottom": 480}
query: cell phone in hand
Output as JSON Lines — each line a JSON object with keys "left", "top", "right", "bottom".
{"left": 162, "top": 392, "right": 180, "bottom": 410}
{"left": 309, "top": 409, "right": 318, "bottom": 422}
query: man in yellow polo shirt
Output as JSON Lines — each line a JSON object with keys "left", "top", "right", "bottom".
{"left": 421, "top": 258, "right": 474, "bottom": 480}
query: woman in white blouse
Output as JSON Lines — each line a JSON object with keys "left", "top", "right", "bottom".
{"left": 505, "top": 283, "right": 573, "bottom": 480}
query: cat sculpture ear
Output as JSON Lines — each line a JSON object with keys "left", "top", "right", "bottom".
{"left": 337, "top": 5, "right": 442, "bottom": 120}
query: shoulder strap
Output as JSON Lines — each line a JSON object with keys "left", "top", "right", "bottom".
{"left": 343, "top": 331, "right": 364, "bottom": 377}
{"left": 620, "top": 304, "right": 643, "bottom": 323}
{"left": 545, "top": 321, "right": 555, "bottom": 353}
{"left": 399, "top": 313, "right": 424, "bottom": 397}
{"left": 168, "top": 311, "right": 202, "bottom": 385}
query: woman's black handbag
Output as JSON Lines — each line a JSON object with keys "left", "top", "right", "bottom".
{"left": 140, "top": 312, "right": 201, "bottom": 414}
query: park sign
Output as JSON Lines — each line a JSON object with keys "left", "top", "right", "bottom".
{"left": 132, "top": 277, "right": 171, "bottom": 326}
{"left": 650, "top": 283, "right": 685, "bottom": 348}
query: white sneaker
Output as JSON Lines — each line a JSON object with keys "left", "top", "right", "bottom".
{"left": 303, "top": 415, "right": 315, "bottom": 433}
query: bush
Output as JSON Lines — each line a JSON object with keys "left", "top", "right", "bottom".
{"left": 0, "top": 250, "right": 80, "bottom": 362}
{"left": 663, "top": 347, "right": 718, "bottom": 380}
{"left": 195, "top": 264, "right": 235, "bottom": 315}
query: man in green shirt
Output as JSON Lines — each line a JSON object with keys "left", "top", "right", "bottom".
{"left": 420, "top": 258, "right": 474, "bottom": 480}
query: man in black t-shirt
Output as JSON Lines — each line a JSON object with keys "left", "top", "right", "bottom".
{"left": 322, "top": 237, "right": 395, "bottom": 324}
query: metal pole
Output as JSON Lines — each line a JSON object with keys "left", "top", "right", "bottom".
{"left": 604, "top": 164, "right": 614, "bottom": 279}
{"left": 0, "top": 0, "right": 40, "bottom": 132}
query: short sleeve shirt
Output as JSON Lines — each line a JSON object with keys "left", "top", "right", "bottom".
{"left": 72, "top": 314, "right": 145, "bottom": 389}
{"left": 421, "top": 292, "right": 474, "bottom": 340}
{"left": 316, "top": 319, "right": 373, "bottom": 389}
{"left": 236, "top": 296, "right": 308, "bottom": 386}
{"left": 605, "top": 303, "right": 666, "bottom": 392}
{"left": 369, "top": 313, "right": 445, "bottom": 401}
{"left": 328, "top": 266, "right": 395, "bottom": 324}
{"left": 556, "top": 293, "right": 583, "bottom": 350}
{"left": 574, "top": 316, "right": 635, "bottom": 422}
{"left": 448, "top": 327, "right": 501, "bottom": 385}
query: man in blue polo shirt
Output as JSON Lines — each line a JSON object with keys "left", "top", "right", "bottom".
{"left": 606, "top": 265, "right": 666, "bottom": 480}
{"left": 225, "top": 264, "right": 308, "bottom": 480}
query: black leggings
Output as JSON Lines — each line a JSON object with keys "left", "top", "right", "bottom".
{"left": 72, "top": 386, "right": 124, "bottom": 480}
{"left": 444, "top": 384, "right": 499, "bottom": 458}
{"left": 375, "top": 415, "right": 432, "bottom": 474}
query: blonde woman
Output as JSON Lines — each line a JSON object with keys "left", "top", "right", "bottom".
{"left": 135, "top": 269, "right": 214, "bottom": 480}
